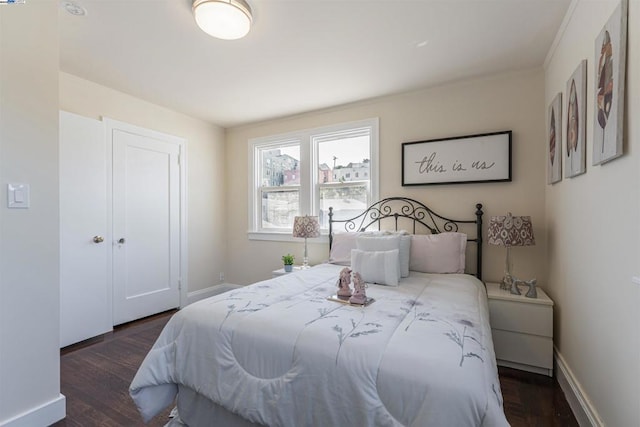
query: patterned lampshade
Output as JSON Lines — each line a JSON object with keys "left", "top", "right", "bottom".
{"left": 292, "top": 216, "right": 320, "bottom": 239}
{"left": 487, "top": 213, "right": 535, "bottom": 247}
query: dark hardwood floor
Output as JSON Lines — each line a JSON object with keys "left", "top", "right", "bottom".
{"left": 54, "top": 311, "right": 176, "bottom": 427}
{"left": 55, "top": 310, "right": 578, "bottom": 427}
{"left": 499, "top": 367, "right": 578, "bottom": 426}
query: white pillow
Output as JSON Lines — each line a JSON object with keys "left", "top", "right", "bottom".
{"left": 356, "top": 234, "right": 403, "bottom": 279}
{"left": 351, "top": 249, "right": 399, "bottom": 286}
{"left": 354, "top": 233, "right": 411, "bottom": 278}
{"left": 409, "top": 232, "right": 467, "bottom": 274}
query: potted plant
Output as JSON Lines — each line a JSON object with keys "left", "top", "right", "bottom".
{"left": 282, "top": 253, "right": 295, "bottom": 272}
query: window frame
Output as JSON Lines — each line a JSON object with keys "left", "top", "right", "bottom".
{"left": 248, "top": 118, "right": 379, "bottom": 242}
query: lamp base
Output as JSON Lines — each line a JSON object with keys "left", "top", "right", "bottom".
{"left": 500, "top": 246, "right": 513, "bottom": 290}
{"left": 500, "top": 273, "right": 513, "bottom": 291}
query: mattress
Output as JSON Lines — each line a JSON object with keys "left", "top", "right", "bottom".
{"left": 130, "top": 263, "right": 509, "bottom": 426}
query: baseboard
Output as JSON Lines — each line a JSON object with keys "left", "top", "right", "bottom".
{"left": 187, "top": 283, "right": 241, "bottom": 305}
{"left": 554, "top": 348, "right": 603, "bottom": 427}
{"left": 0, "top": 394, "right": 65, "bottom": 427}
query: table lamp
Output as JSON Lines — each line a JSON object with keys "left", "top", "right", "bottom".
{"left": 293, "top": 215, "right": 320, "bottom": 269}
{"left": 487, "top": 212, "right": 535, "bottom": 292}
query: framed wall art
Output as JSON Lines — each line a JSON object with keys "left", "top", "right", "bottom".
{"left": 592, "top": 0, "right": 627, "bottom": 165}
{"left": 401, "top": 131, "right": 511, "bottom": 186}
{"left": 565, "top": 60, "right": 587, "bottom": 178}
{"left": 548, "top": 92, "right": 562, "bottom": 184}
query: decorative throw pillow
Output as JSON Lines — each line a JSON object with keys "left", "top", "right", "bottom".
{"left": 350, "top": 249, "right": 400, "bottom": 286}
{"left": 356, "top": 234, "right": 402, "bottom": 279}
{"left": 409, "top": 232, "right": 467, "bottom": 274}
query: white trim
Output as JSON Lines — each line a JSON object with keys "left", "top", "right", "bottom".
{"left": 179, "top": 140, "right": 189, "bottom": 309}
{"left": 543, "top": 0, "right": 579, "bottom": 69}
{"left": 369, "top": 117, "right": 380, "bottom": 203}
{"left": 187, "top": 283, "right": 242, "bottom": 305}
{"left": 104, "top": 117, "right": 114, "bottom": 331}
{"left": 0, "top": 394, "right": 65, "bottom": 427}
{"left": 248, "top": 231, "right": 330, "bottom": 243}
{"left": 554, "top": 348, "right": 603, "bottom": 427}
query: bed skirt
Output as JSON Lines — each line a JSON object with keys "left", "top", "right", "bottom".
{"left": 166, "top": 385, "right": 263, "bottom": 427}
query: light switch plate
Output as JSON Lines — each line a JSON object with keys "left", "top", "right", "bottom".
{"left": 7, "top": 183, "right": 30, "bottom": 208}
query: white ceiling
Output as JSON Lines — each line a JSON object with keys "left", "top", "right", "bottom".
{"left": 59, "top": 0, "right": 571, "bottom": 128}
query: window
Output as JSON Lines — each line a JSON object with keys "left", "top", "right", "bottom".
{"left": 249, "top": 118, "right": 379, "bottom": 240}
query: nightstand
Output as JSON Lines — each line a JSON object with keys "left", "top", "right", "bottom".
{"left": 486, "top": 282, "right": 554, "bottom": 377}
{"left": 272, "top": 266, "right": 303, "bottom": 278}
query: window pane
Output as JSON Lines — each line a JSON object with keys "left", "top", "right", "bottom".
{"left": 317, "top": 133, "right": 370, "bottom": 228}
{"left": 317, "top": 135, "right": 369, "bottom": 184}
{"left": 262, "top": 190, "right": 299, "bottom": 229}
{"left": 319, "top": 184, "right": 368, "bottom": 228}
{"left": 260, "top": 145, "right": 300, "bottom": 187}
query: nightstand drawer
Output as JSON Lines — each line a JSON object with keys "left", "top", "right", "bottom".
{"left": 492, "top": 329, "right": 553, "bottom": 369}
{"left": 488, "top": 299, "right": 553, "bottom": 337}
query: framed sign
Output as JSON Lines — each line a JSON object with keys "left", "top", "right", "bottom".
{"left": 402, "top": 131, "right": 512, "bottom": 186}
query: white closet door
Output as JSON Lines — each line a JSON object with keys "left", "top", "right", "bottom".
{"left": 111, "top": 123, "right": 182, "bottom": 325}
{"left": 59, "top": 111, "right": 111, "bottom": 347}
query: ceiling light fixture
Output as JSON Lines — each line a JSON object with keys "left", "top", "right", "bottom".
{"left": 61, "top": 1, "right": 87, "bottom": 16}
{"left": 193, "top": 0, "right": 252, "bottom": 41}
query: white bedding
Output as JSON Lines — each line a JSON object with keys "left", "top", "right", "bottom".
{"left": 130, "top": 264, "right": 509, "bottom": 426}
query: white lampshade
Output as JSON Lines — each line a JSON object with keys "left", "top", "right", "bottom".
{"left": 193, "top": 0, "right": 252, "bottom": 40}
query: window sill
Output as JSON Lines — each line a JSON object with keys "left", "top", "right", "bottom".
{"left": 248, "top": 231, "right": 330, "bottom": 244}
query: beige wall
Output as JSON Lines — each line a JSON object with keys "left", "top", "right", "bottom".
{"left": 59, "top": 72, "right": 227, "bottom": 293}
{"left": 226, "top": 69, "right": 547, "bottom": 285}
{"left": 0, "top": 3, "right": 64, "bottom": 424}
{"left": 544, "top": 1, "right": 639, "bottom": 425}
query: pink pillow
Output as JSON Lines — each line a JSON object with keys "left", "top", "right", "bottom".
{"left": 329, "top": 232, "right": 360, "bottom": 265}
{"left": 409, "top": 232, "right": 467, "bottom": 274}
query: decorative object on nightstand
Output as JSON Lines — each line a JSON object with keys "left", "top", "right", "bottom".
{"left": 281, "top": 253, "right": 295, "bottom": 272}
{"left": 521, "top": 278, "right": 538, "bottom": 298}
{"left": 507, "top": 277, "right": 538, "bottom": 298}
{"left": 487, "top": 212, "right": 536, "bottom": 294}
{"left": 292, "top": 215, "right": 320, "bottom": 269}
{"left": 503, "top": 274, "right": 520, "bottom": 296}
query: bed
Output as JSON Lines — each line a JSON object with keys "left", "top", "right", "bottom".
{"left": 130, "top": 197, "right": 509, "bottom": 427}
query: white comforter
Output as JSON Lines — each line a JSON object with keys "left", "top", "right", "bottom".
{"left": 130, "top": 264, "right": 509, "bottom": 426}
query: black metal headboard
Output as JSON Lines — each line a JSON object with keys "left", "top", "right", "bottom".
{"left": 328, "top": 197, "right": 484, "bottom": 280}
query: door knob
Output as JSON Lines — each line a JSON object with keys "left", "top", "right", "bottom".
{"left": 93, "top": 236, "right": 104, "bottom": 243}
{"left": 118, "top": 238, "right": 126, "bottom": 244}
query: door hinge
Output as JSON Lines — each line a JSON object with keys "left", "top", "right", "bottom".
{"left": 177, "top": 154, "right": 181, "bottom": 166}
{"left": 178, "top": 279, "right": 182, "bottom": 290}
